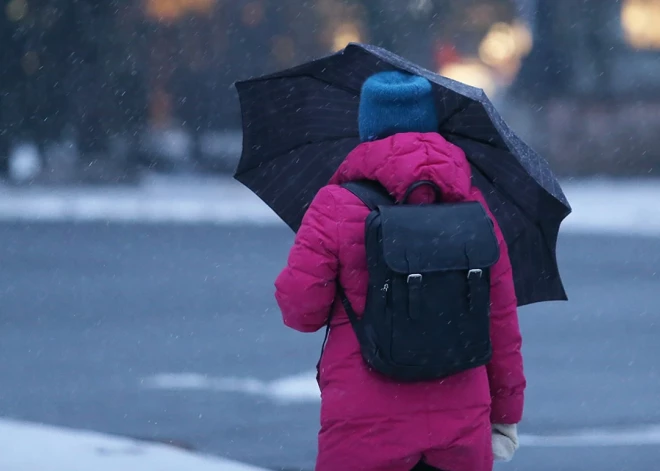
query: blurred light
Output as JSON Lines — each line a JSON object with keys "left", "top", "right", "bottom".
{"left": 145, "top": 0, "right": 185, "bottom": 22}
{"left": 8, "top": 143, "right": 41, "bottom": 183}
{"left": 145, "top": 0, "right": 215, "bottom": 22}
{"left": 495, "top": 56, "right": 523, "bottom": 84}
{"left": 272, "top": 35, "right": 296, "bottom": 66}
{"left": 241, "top": 1, "right": 265, "bottom": 27}
{"left": 477, "top": 21, "right": 531, "bottom": 85}
{"left": 439, "top": 59, "right": 496, "bottom": 97}
{"left": 478, "top": 21, "right": 533, "bottom": 66}
{"left": 21, "top": 51, "right": 39, "bottom": 76}
{"left": 6, "top": 0, "right": 28, "bottom": 21}
{"left": 622, "top": 0, "right": 660, "bottom": 49}
{"left": 332, "top": 23, "right": 361, "bottom": 51}
{"left": 435, "top": 42, "right": 461, "bottom": 68}
{"left": 511, "top": 21, "right": 533, "bottom": 57}
{"left": 478, "top": 22, "right": 517, "bottom": 67}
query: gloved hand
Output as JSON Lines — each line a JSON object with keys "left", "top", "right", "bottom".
{"left": 492, "top": 423, "right": 519, "bottom": 462}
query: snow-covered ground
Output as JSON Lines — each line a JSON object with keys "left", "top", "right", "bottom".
{"left": 559, "top": 178, "right": 660, "bottom": 236}
{"left": 0, "top": 175, "right": 658, "bottom": 235}
{"left": 0, "top": 419, "right": 269, "bottom": 471}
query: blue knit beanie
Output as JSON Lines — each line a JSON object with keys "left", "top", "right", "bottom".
{"left": 358, "top": 71, "right": 439, "bottom": 142}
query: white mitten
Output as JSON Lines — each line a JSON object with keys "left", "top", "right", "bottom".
{"left": 492, "top": 423, "right": 519, "bottom": 462}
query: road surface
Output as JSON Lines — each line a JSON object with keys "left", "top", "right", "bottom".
{"left": 0, "top": 222, "right": 658, "bottom": 470}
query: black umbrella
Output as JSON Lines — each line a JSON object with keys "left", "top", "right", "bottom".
{"left": 234, "top": 43, "right": 571, "bottom": 307}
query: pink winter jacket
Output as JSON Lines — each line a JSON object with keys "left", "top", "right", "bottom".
{"left": 275, "top": 132, "right": 525, "bottom": 471}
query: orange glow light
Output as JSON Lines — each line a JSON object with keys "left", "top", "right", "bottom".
{"left": 145, "top": 0, "right": 215, "bottom": 22}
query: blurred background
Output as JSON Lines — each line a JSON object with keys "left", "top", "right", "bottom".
{"left": 2, "top": 0, "right": 660, "bottom": 184}
{"left": 1, "top": 2, "right": 660, "bottom": 471}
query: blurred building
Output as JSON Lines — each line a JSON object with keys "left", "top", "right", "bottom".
{"left": 137, "top": 0, "right": 527, "bottom": 132}
{"left": 508, "top": 0, "right": 660, "bottom": 175}
{"left": 2, "top": 0, "right": 660, "bottom": 178}
{"left": 0, "top": 0, "right": 530, "bottom": 174}
{"left": 1, "top": 0, "right": 145, "bottom": 182}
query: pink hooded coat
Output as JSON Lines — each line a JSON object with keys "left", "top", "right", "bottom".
{"left": 275, "top": 132, "right": 525, "bottom": 471}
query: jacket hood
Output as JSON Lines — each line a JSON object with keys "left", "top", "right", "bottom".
{"left": 329, "top": 132, "right": 472, "bottom": 203}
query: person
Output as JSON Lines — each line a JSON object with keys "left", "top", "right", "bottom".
{"left": 274, "top": 71, "right": 525, "bottom": 471}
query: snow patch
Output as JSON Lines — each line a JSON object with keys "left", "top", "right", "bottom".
{"left": 560, "top": 179, "right": 660, "bottom": 236}
{"left": 8, "top": 143, "right": 42, "bottom": 183}
{"left": 521, "top": 424, "right": 660, "bottom": 447}
{"left": 0, "top": 418, "right": 269, "bottom": 471}
{"left": 142, "top": 371, "right": 320, "bottom": 404}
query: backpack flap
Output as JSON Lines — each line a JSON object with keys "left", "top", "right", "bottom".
{"left": 378, "top": 202, "right": 500, "bottom": 352}
{"left": 379, "top": 202, "right": 500, "bottom": 275}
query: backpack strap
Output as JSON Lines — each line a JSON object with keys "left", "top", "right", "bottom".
{"left": 341, "top": 180, "right": 394, "bottom": 211}
{"left": 402, "top": 180, "right": 442, "bottom": 204}
{"left": 316, "top": 181, "right": 393, "bottom": 385}
{"left": 337, "top": 180, "right": 393, "bottom": 330}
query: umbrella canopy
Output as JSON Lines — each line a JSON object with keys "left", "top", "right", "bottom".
{"left": 234, "top": 42, "right": 571, "bottom": 306}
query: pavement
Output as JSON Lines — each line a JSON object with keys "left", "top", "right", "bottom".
{"left": 0, "top": 176, "right": 659, "bottom": 470}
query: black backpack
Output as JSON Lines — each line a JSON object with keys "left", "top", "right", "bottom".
{"left": 318, "top": 180, "right": 501, "bottom": 383}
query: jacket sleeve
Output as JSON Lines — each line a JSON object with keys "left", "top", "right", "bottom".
{"left": 274, "top": 186, "right": 339, "bottom": 333}
{"left": 472, "top": 189, "right": 526, "bottom": 425}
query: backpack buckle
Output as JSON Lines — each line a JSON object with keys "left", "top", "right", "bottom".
{"left": 467, "top": 269, "right": 483, "bottom": 279}
{"left": 407, "top": 274, "right": 423, "bottom": 283}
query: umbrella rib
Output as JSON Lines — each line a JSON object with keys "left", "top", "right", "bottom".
{"left": 437, "top": 100, "right": 470, "bottom": 130}
{"left": 470, "top": 161, "right": 540, "bottom": 225}
{"left": 442, "top": 130, "right": 503, "bottom": 149}
{"left": 239, "top": 73, "right": 360, "bottom": 96}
